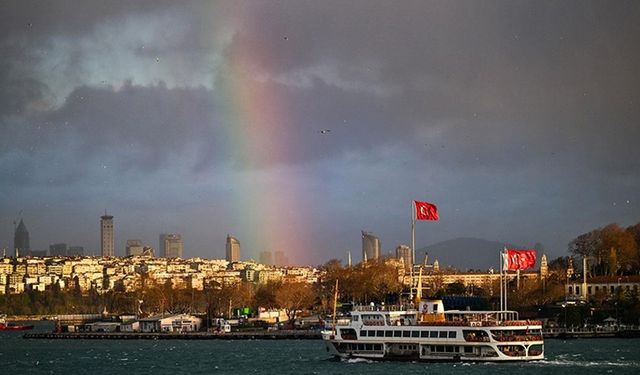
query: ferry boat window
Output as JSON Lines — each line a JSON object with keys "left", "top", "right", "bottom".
{"left": 430, "top": 331, "right": 438, "bottom": 338}
{"left": 448, "top": 331, "right": 456, "bottom": 338}
{"left": 421, "top": 331, "right": 429, "bottom": 338}
{"left": 394, "top": 330, "right": 402, "bottom": 337}
{"left": 439, "top": 331, "right": 448, "bottom": 338}
{"left": 368, "top": 330, "right": 375, "bottom": 336}
{"left": 436, "top": 345, "right": 445, "bottom": 352}
{"left": 464, "top": 346, "right": 473, "bottom": 353}
{"left": 361, "top": 330, "right": 367, "bottom": 337}
{"left": 376, "top": 330, "right": 384, "bottom": 337}
{"left": 445, "top": 346, "right": 454, "bottom": 353}
{"left": 385, "top": 330, "right": 393, "bottom": 337}
{"left": 412, "top": 331, "right": 420, "bottom": 338}
{"left": 403, "top": 330, "right": 411, "bottom": 337}
{"left": 365, "top": 344, "right": 373, "bottom": 351}
{"left": 353, "top": 316, "right": 359, "bottom": 322}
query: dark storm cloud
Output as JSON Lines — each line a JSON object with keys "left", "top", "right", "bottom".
{"left": 46, "top": 83, "right": 218, "bottom": 172}
{"left": 1, "top": 1, "right": 640, "bottom": 262}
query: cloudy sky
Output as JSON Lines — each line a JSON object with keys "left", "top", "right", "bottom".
{"left": 1, "top": 1, "right": 639, "bottom": 266}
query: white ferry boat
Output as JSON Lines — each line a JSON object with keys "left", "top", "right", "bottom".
{"left": 322, "top": 299, "right": 544, "bottom": 362}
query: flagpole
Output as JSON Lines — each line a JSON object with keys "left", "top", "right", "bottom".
{"left": 504, "top": 248, "right": 508, "bottom": 311}
{"left": 411, "top": 201, "right": 416, "bottom": 266}
{"left": 410, "top": 201, "right": 415, "bottom": 300}
{"left": 499, "top": 251, "right": 503, "bottom": 312}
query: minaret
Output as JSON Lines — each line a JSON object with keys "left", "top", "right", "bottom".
{"left": 566, "top": 257, "right": 574, "bottom": 279}
{"left": 100, "top": 212, "right": 114, "bottom": 257}
{"left": 540, "top": 254, "right": 548, "bottom": 279}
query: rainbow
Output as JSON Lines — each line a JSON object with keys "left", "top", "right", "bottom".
{"left": 212, "top": 10, "right": 311, "bottom": 265}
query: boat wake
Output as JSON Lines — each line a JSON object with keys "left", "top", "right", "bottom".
{"left": 537, "top": 359, "right": 639, "bottom": 368}
{"left": 341, "top": 357, "right": 375, "bottom": 364}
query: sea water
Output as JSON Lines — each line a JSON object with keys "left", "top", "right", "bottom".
{"left": 1, "top": 322, "right": 639, "bottom": 375}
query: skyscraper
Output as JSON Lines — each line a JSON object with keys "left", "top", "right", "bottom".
{"left": 362, "top": 231, "right": 380, "bottom": 262}
{"left": 100, "top": 213, "right": 114, "bottom": 257}
{"left": 49, "top": 243, "right": 68, "bottom": 256}
{"left": 259, "top": 251, "right": 273, "bottom": 265}
{"left": 13, "top": 219, "right": 30, "bottom": 257}
{"left": 395, "top": 244, "right": 413, "bottom": 272}
{"left": 225, "top": 235, "right": 240, "bottom": 262}
{"left": 126, "top": 240, "right": 144, "bottom": 256}
{"left": 274, "top": 251, "right": 289, "bottom": 266}
{"left": 160, "top": 233, "right": 183, "bottom": 258}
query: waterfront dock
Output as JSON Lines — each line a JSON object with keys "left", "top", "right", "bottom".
{"left": 23, "top": 330, "right": 322, "bottom": 340}
{"left": 543, "top": 327, "right": 640, "bottom": 339}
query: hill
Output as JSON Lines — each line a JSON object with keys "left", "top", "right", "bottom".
{"left": 416, "top": 237, "right": 522, "bottom": 271}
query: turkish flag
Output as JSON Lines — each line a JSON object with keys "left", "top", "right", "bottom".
{"left": 414, "top": 200, "right": 439, "bottom": 221}
{"left": 503, "top": 249, "right": 537, "bottom": 271}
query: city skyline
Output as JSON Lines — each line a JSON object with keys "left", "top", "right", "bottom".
{"left": 2, "top": 2, "right": 639, "bottom": 265}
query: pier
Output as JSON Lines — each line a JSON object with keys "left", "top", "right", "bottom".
{"left": 23, "top": 330, "right": 322, "bottom": 340}
{"left": 542, "top": 327, "right": 640, "bottom": 339}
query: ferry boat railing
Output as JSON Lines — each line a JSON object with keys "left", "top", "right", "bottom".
{"left": 353, "top": 304, "right": 416, "bottom": 312}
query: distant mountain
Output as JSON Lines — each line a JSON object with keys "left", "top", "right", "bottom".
{"left": 417, "top": 237, "right": 522, "bottom": 271}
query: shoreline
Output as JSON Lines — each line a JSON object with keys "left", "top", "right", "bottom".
{"left": 23, "top": 330, "right": 322, "bottom": 340}
{"left": 20, "top": 329, "right": 640, "bottom": 340}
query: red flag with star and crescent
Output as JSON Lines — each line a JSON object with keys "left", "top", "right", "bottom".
{"left": 414, "top": 200, "right": 439, "bottom": 221}
{"left": 503, "top": 249, "right": 537, "bottom": 271}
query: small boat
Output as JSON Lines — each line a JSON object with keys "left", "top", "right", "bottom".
{"left": 0, "top": 315, "right": 34, "bottom": 331}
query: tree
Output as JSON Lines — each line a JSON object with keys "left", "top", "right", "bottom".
{"left": 568, "top": 230, "right": 601, "bottom": 258}
{"left": 599, "top": 224, "right": 637, "bottom": 275}
{"left": 274, "top": 282, "right": 315, "bottom": 327}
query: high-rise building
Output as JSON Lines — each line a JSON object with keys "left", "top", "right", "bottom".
{"left": 259, "top": 251, "right": 273, "bottom": 266}
{"left": 362, "top": 231, "right": 380, "bottom": 262}
{"left": 100, "top": 214, "right": 114, "bottom": 257}
{"left": 160, "top": 234, "right": 183, "bottom": 258}
{"left": 225, "top": 235, "right": 241, "bottom": 262}
{"left": 395, "top": 244, "right": 413, "bottom": 272}
{"left": 49, "top": 243, "right": 68, "bottom": 256}
{"left": 68, "top": 246, "right": 84, "bottom": 256}
{"left": 126, "top": 240, "right": 144, "bottom": 256}
{"left": 13, "top": 219, "right": 30, "bottom": 257}
{"left": 274, "top": 251, "right": 289, "bottom": 266}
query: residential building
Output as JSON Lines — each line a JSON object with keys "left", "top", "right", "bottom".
{"left": 566, "top": 276, "right": 640, "bottom": 300}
